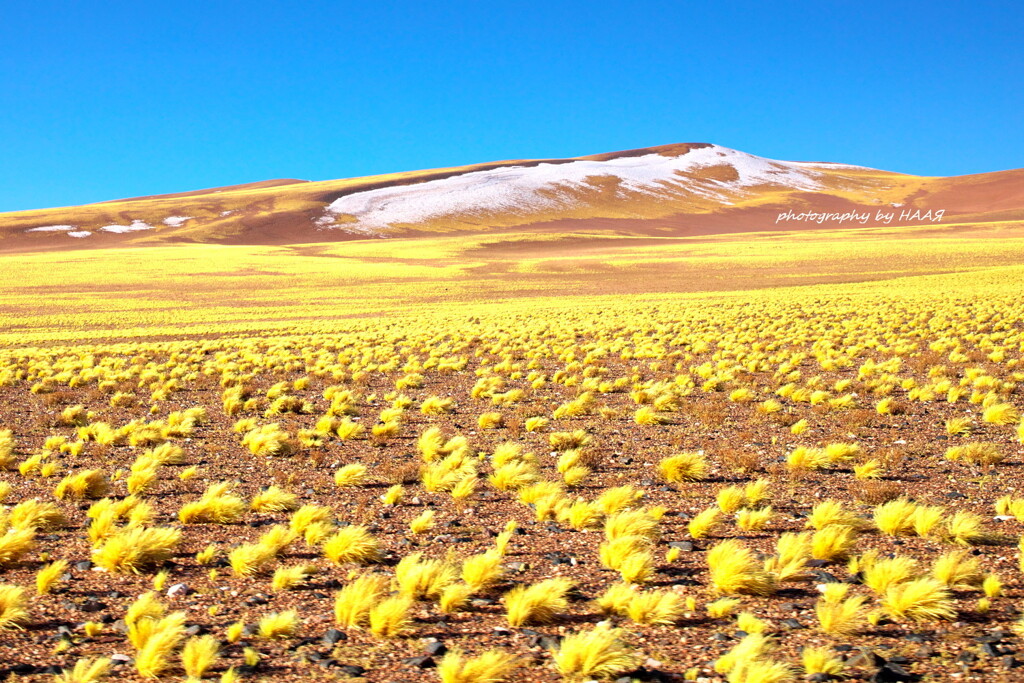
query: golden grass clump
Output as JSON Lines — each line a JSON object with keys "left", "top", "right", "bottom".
{"left": 882, "top": 577, "right": 956, "bottom": 622}
{"left": 462, "top": 550, "right": 504, "bottom": 592}
{"left": 0, "top": 527, "right": 36, "bottom": 566}
{"left": 982, "top": 402, "right": 1020, "bottom": 425}
{"left": 9, "top": 498, "right": 67, "bottom": 531}
{"left": 181, "top": 634, "right": 219, "bottom": 680}
{"left": 626, "top": 589, "right": 685, "bottom": 625}
{"left": 334, "top": 463, "right": 368, "bottom": 487}
{"left": 179, "top": 482, "right": 247, "bottom": 524}
{"left": 932, "top": 549, "right": 984, "bottom": 589}
{"left": 134, "top": 611, "right": 187, "bottom": 678}
{"left": 944, "top": 442, "right": 1004, "bottom": 466}
{"left": 94, "top": 526, "right": 181, "bottom": 573}
{"left": 369, "top": 596, "right": 413, "bottom": 638}
{"left": 815, "top": 595, "right": 867, "bottom": 636}
{"left": 258, "top": 610, "right": 299, "bottom": 639}
{"left": 477, "top": 412, "right": 504, "bottom": 429}
{"left": 437, "top": 648, "right": 523, "bottom": 683}
{"left": 707, "top": 540, "right": 777, "bottom": 596}
{"left": 802, "top": 646, "right": 845, "bottom": 678}
{"left": 322, "top": 525, "right": 381, "bottom": 565}
{"left": 334, "top": 573, "right": 390, "bottom": 628}
{"left": 36, "top": 558, "right": 69, "bottom": 595}
{"left": 863, "top": 555, "right": 919, "bottom": 594}
{"left": 658, "top": 452, "right": 708, "bottom": 483}
{"left": 54, "top": 469, "right": 111, "bottom": 500}
{"left": 250, "top": 485, "right": 299, "bottom": 513}
{"left": 551, "top": 622, "right": 641, "bottom": 680}
{"left": 396, "top": 552, "right": 458, "bottom": 599}
{"left": 0, "top": 584, "right": 29, "bottom": 630}
{"left": 736, "top": 506, "right": 773, "bottom": 532}
{"left": 944, "top": 510, "right": 994, "bottom": 546}
{"left": 806, "top": 500, "right": 867, "bottom": 531}
{"left": 873, "top": 498, "right": 918, "bottom": 536}
{"left": 687, "top": 506, "right": 722, "bottom": 540}
{"left": 716, "top": 485, "right": 746, "bottom": 513}
{"left": 786, "top": 446, "right": 829, "bottom": 470}
{"left": 713, "top": 633, "right": 775, "bottom": 676}
{"left": 810, "top": 525, "right": 858, "bottom": 562}
{"left": 53, "top": 657, "right": 111, "bottom": 683}
{"left": 504, "top": 577, "right": 573, "bottom": 626}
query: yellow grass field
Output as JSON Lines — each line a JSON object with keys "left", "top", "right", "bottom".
{"left": 1, "top": 220, "right": 1024, "bottom": 682}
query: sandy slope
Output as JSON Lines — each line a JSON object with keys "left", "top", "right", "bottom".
{"left": 1, "top": 143, "right": 1021, "bottom": 252}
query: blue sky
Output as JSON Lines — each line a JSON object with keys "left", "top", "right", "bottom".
{"left": 1, "top": 1, "right": 1021, "bottom": 211}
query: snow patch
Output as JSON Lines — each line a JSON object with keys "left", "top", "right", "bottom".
{"left": 325, "top": 145, "right": 827, "bottom": 231}
{"left": 68, "top": 231, "right": 92, "bottom": 238}
{"left": 220, "top": 210, "right": 233, "bottom": 217}
{"left": 27, "top": 225, "right": 76, "bottom": 232}
{"left": 100, "top": 220, "right": 154, "bottom": 233}
{"left": 162, "top": 216, "right": 192, "bottom": 227}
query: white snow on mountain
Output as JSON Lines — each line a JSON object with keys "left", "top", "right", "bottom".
{"left": 326, "top": 145, "right": 828, "bottom": 231}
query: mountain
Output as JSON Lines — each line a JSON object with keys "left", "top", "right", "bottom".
{"left": 2, "top": 143, "right": 1022, "bottom": 251}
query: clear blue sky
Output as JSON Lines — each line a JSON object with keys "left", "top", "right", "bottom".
{"left": 1, "top": 1, "right": 1022, "bottom": 211}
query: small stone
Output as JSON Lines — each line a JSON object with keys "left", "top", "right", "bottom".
{"left": 80, "top": 598, "right": 106, "bottom": 613}
{"left": 504, "top": 562, "right": 528, "bottom": 572}
{"left": 806, "top": 559, "right": 830, "bottom": 568}
{"left": 337, "top": 664, "right": 367, "bottom": 677}
{"left": 1002, "top": 655, "right": 1019, "bottom": 670}
{"left": 402, "top": 655, "right": 435, "bottom": 669}
{"left": 847, "top": 649, "right": 885, "bottom": 668}
{"left": 73, "top": 560, "right": 93, "bottom": 571}
{"left": 668, "top": 541, "right": 694, "bottom": 551}
{"left": 915, "top": 646, "right": 936, "bottom": 659}
{"left": 945, "top": 491, "right": 967, "bottom": 499}
{"left": 242, "top": 624, "right": 260, "bottom": 637}
{"left": 167, "top": 583, "right": 190, "bottom": 597}
{"left": 780, "top": 618, "right": 804, "bottom": 630}
{"left": 245, "top": 593, "right": 270, "bottom": 606}
{"left": 710, "top": 633, "right": 731, "bottom": 641}
{"left": 184, "top": 624, "right": 205, "bottom": 637}
{"left": 905, "top": 633, "right": 928, "bottom": 643}
{"left": 778, "top": 602, "right": 799, "bottom": 612}
{"left": 424, "top": 640, "right": 447, "bottom": 656}
{"left": 871, "top": 662, "right": 913, "bottom": 682}
{"left": 322, "top": 628, "right": 346, "bottom": 645}
{"left": 956, "top": 651, "right": 978, "bottom": 665}
{"left": 981, "top": 643, "right": 1002, "bottom": 657}
{"left": 808, "top": 570, "right": 840, "bottom": 584}
{"left": 808, "top": 674, "right": 832, "bottom": 683}
{"left": 110, "top": 619, "right": 129, "bottom": 634}
{"left": 110, "top": 654, "right": 132, "bottom": 664}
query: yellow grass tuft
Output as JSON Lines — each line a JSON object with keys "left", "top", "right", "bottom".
{"left": 551, "top": 623, "right": 641, "bottom": 680}
{"left": 658, "top": 452, "right": 708, "bottom": 483}
{"left": 54, "top": 469, "right": 111, "bottom": 500}
{"left": 334, "top": 573, "right": 390, "bottom": 628}
{"left": 945, "top": 442, "right": 1004, "bottom": 466}
{"left": 94, "top": 526, "right": 181, "bottom": 574}
{"left": 437, "top": 647, "right": 523, "bottom": 683}
{"left": 250, "top": 485, "right": 299, "bottom": 512}
{"left": 504, "top": 577, "right": 573, "bottom": 626}
{"left": 882, "top": 577, "right": 956, "bottom": 622}
{"left": 801, "top": 646, "right": 844, "bottom": 678}
{"left": 409, "top": 509, "right": 436, "bottom": 534}
{"left": 932, "top": 549, "right": 984, "bottom": 589}
{"left": 334, "top": 463, "right": 368, "bottom": 487}
{"left": 181, "top": 634, "right": 219, "bottom": 680}
{"left": 863, "top": 555, "right": 919, "bottom": 594}
{"left": 462, "top": 550, "right": 504, "bottom": 592}
{"left": 815, "top": 595, "right": 867, "bottom": 636}
{"left": 0, "top": 527, "right": 36, "bottom": 566}
{"left": 688, "top": 507, "right": 722, "bottom": 539}
{"left": 369, "top": 596, "right": 413, "bottom": 638}
{"left": 258, "top": 610, "right": 299, "bottom": 639}
{"left": 396, "top": 552, "right": 458, "bottom": 599}
{"left": 707, "top": 540, "right": 777, "bottom": 596}
{"left": 179, "top": 483, "right": 247, "bottom": 524}
{"left": 626, "top": 589, "right": 685, "bottom": 625}
{"left": 0, "top": 584, "right": 29, "bottom": 630}
{"left": 322, "top": 525, "right": 381, "bottom": 565}
{"left": 810, "top": 525, "right": 858, "bottom": 562}
{"left": 53, "top": 657, "right": 111, "bottom": 683}
{"left": 36, "top": 559, "right": 69, "bottom": 595}
{"left": 873, "top": 498, "right": 918, "bottom": 536}
{"left": 134, "top": 612, "right": 187, "bottom": 678}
